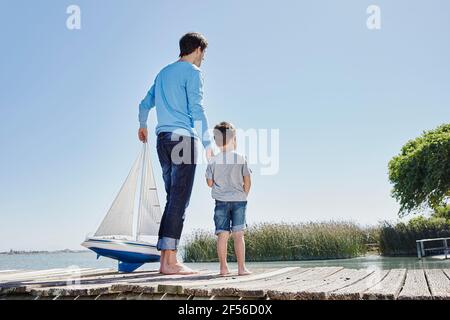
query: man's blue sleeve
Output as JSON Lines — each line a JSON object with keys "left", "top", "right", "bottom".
{"left": 138, "top": 84, "right": 156, "bottom": 129}
{"left": 187, "top": 69, "right": 212, "bottom": 148}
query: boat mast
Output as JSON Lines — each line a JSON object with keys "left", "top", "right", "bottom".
{"left": 136, "top": 142, "right": 147, "bottom": 241}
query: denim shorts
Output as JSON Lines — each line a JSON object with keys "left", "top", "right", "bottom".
{"left": 213, "top": 200, "right": 247, "bottom": 235}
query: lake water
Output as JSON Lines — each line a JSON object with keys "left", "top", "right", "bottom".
{"left": 1, "top": 251, "right": 449, "bottom": 272}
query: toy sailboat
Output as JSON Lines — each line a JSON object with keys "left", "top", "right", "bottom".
{"left": 81, "top": 142, "right": 162, "bottom": 272}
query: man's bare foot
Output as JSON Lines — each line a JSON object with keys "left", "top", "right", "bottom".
{"left": 158, "top": 251, "right": 165, "bottom": 273}
{"left": 238, "top": 268, "right": 252, "bottom": 276}
{"left": 160, "top": 263, "right": 198, "bottom": 275}
{"left": 219, "top": 267, "right": 231, "bottom": 276}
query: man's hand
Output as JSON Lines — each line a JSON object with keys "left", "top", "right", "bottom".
{"left": 138, "top": 128, "right": 148, "bottom": 143}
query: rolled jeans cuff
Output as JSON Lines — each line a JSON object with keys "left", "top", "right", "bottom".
{"left": 157, "top": 237, "right": 180, "bottom": 251}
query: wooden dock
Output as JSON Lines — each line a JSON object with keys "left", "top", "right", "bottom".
{"left": 1, "top": 267, "right": 450, "bottom": 300}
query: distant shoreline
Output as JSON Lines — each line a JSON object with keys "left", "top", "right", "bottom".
{"left": 0, "top": 249, "right": 89, "bottom": 255}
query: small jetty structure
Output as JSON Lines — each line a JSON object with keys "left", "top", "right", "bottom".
{"left": 1, "top": 267, "right": 450, "bottom": 300}
{"left": 416, "top": 237, "right": 450, "bottom": 260}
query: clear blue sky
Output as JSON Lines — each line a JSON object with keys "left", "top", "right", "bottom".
{"left": 1, "top": 0, "right": 449, "bottom": 251}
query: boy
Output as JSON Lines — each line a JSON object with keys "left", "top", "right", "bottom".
{"left": 205, "top": 122, "right": 252, "bottom": 276}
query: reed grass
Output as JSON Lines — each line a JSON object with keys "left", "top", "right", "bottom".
{"left": 182, "top": 221, "right": 368, "bottom": 262}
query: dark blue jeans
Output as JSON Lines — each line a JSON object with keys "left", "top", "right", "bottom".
{"left": 156, "top": 132, "right": 197, "bottom": 251}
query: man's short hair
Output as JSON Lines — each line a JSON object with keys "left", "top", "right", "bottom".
{"left": 213, "top": 122, "right": 236, "bottom": 147}
{"left": 179, "top": 32, "right": 208, "bottom": 57}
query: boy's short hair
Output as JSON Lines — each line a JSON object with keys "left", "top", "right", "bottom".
{"left": 213, "top": 122, "right": 236, "bottom": 147}
{"left": 179, "top": 32, "right": 208, "bottom": 57}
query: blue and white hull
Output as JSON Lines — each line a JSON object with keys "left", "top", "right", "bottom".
{"left": 81, "top": 237, "right": 160, "bottom": 272}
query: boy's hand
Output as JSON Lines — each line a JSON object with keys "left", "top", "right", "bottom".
{"left": 243, "top": 175, "right": 251, "bottom": 194}
{"left": 206, "top": 147, "right": 214, "bottom": 160}
{"left": 138, "top": 128, "right": 148, "bottom": 143}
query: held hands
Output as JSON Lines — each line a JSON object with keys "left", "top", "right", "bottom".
{"left": 138, "top": 128, "right": 148, "bottom": 143}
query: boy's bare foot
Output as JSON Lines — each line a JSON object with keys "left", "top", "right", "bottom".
{"left": 160, "top": 263, "right": 199, "bottom": 275}
{"left": 238, "top": 268, "right": 252, "bottom": 276}
{"left": 219, "top": 267, "right": 231, "bottom": 276}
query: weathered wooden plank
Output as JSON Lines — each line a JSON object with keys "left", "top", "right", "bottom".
{"left": 110, "top": 283, "right": 158, "bottom": 294}
{"left": 329, "top": 269, "right": 389, "bottom": 300}
{"left": 425, "top": 269, "right": 450, "bottom": 300}
{"left": 362, "top": 269, "right": 406, "bottom": 300}
{"left": 208, "top": 268, "right": 310, "bottom": 298}
{"left": 12, "top": 271, "right": 212, "bottom": 297}
{"left": 1, "top": 269, "right": 153, "bottom": 289}
{"left": 153, "top": 268, "right": 267, "bottom": 295}
{"left": 0, "top": 293, "right": 37, "bottom": 300}
{"left": 294, "top": 268, "right": 375, "bottom": 300}
{"left": 267, "top": 268, "right": 361, "bottom": 300}
{"left": 36, "top": 268, "right": 115, "bottom": 282}
{"left": 0, "top": 268, "right": 114, "bottom": 287}
{"left": 0, "top": 268, "right": 68, "bottom": 281}
{"left": 0, "top": 269, "right": 117, "bottom": 295}
{"left": 443, "top": 269, "right": 450, "bottom": 280}
{"left": 1, "top": 267, "right": 447, "bottom": 300}
{"left": 276, "top": 266, "right": 345, "bottom": 287}
{"left": 156, "top": 273, "right": 240, "bottom": 295}
{"left": 267, "top": 267, "right": 344, "bottom": 300}
{"left": 0, "top": 268, "right": 113, "bottom": 284}
{"left": 71, "top": 269, "right": 161, "bottom": 284}
{"left": 30, "top": 284, "right": 112, "bottom": 297}
{"left": 183, "top": 267, "right": 300, "bottom": 297}
{"left": 0, "top": 270, "right": 91, "bottom": 287}
{"left": 1, "top": 268, "right": 165, "bottom": 285}
{"left": 225, "top": 268, "right": 311, "bottom": 298}
{"left": 0, "top": 270, "right": 22, "bottom": 274}
{"left": 182, "top": 267, "right": 301, "bottom": 297}
{"left": 160, "top": 268, "right": 294, "bottom": 296}
{"left": 111, "top": 270, "right": 221, "bottom": 295}
{"left": 101, "top": 269, "right": 214, "bottom": 288}
{"left": 398, "top": 269, "right": 431, "bottom": 300}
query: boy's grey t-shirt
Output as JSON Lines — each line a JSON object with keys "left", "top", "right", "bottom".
{"left": 205, "top": 151, "right": 251, "bottom": 201}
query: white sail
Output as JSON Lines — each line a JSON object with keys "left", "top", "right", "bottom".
{"left": 94, "top": 149, "right": 143, "bottom": 237}
{"left": 137, "top": 143, "right": 162, "bottom": 238}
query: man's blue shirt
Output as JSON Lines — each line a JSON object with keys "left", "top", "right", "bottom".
{"left": 138, "top": 61, "right": 211, "bottom": 148}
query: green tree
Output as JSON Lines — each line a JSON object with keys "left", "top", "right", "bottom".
{"left": 388, "top": 123, "right": 450, "bottom": 217}
{"left": 431, "top": 204, "right": 450, "bottom": 220}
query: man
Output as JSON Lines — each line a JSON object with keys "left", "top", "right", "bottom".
{"left": 138, "top": 32, "right": 212, "bottom": 275}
